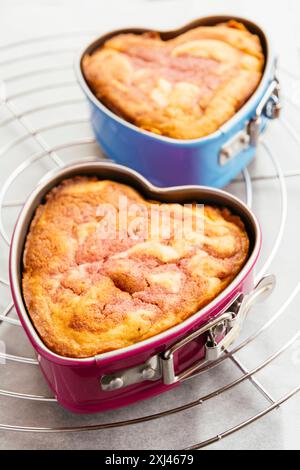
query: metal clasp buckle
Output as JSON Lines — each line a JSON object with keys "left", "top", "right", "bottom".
{"left": 248, "top": 78, "right": 281, "bottom": 146}
{"left": 220, "top": 78, "right": 281, "bottom": 165}
{"left": 160, "top": 275, "right": 276, "bottom": 385}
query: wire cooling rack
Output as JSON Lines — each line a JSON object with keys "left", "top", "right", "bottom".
{"left": 0, "top": 32, "right": 300, "bottom": 450}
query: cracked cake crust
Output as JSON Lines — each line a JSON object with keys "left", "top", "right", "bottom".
{"left": 82, "top": 20, "right": 264, "bottom": 140}
{"left": 22, "top": 177, "right": 249, "bottom": 358}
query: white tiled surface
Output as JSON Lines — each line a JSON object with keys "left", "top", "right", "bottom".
{"left": 0, "top": 0, "right": 300, "bottom": 450}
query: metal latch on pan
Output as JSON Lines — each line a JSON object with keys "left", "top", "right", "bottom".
{"left": 100, "top": 275, "right": 276, "bottom": 391}
{"left": 219, "top": 79, "right": 281, "bottom": 166}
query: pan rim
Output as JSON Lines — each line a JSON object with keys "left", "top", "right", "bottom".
{"left": 75, "top": 14, "right": 273, "bottom": 146}
{"left": 9, "top": 161, "right": 261, "bottom": 365}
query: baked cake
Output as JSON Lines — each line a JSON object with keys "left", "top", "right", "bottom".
{"left": 22, "top": 177, "right": 249, "bottom": 357}
{"left": 82, "top": 20, "right": 264, "bottom": 140}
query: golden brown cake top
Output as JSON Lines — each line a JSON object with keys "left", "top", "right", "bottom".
{"left": 82, "top": 20, "right": 264, "bottom": 140}
{"left": 22, "top": 177, "right": 249, "bottom": 358}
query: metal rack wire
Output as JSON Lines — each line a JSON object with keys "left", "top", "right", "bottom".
{"left": 0, "top": 31, "right": 300, "bottom": 450}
